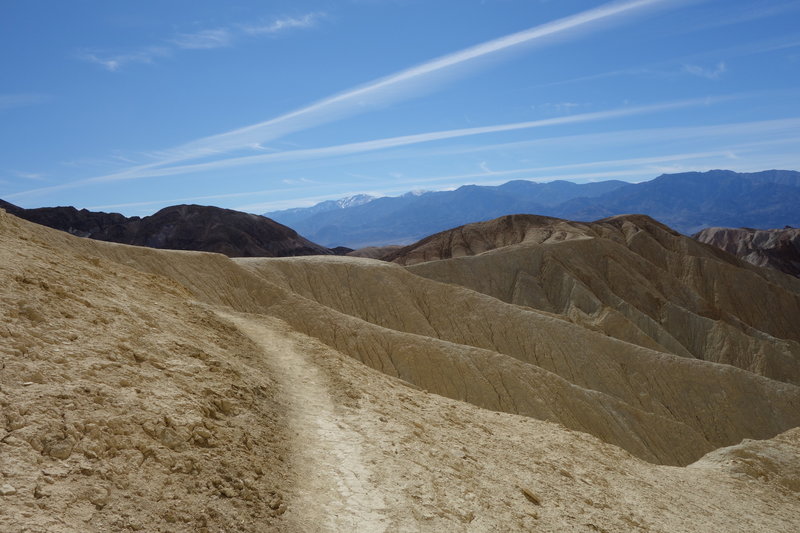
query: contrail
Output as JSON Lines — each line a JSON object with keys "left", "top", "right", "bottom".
{"left": 8, "top": 0, "right": 691, "bottom": 199}
{"left": 7, "top": 96, "right": 719, "bottom": 197}
{"left": 98, "top": 0, "right": 685, "bottom": 171}
{"left": 171, "top": 0, "right": 681, "bottom": 158}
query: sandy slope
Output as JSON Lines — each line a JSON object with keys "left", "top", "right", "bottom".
{"left": 400, "top": 215, "right": 800, "bottom": 385}
{"left": 2, "top": 208, "right": 799, "bottom": 531}
{"left": 0, "top": 210, "right": 292, "bottom": 532}
{"left": 236, "top": 255, "right": 800, "bottom": 466}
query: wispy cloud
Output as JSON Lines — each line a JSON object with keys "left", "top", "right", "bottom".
{"left": 690, "top": 0, "right": 800, "bottom": 31}
{"left": 81, "top": 12, "right": 324, "bottom": 71}
{"left": 144, "top": 98, "right": 716, "bottom": 177}
{"left": 0, "top": 93, "right": 51, "bottom": 111}
{"left": 243, "top": 13, "right": 325, "bottom": 35}
{"left": 5, "top": 96, "right": 725, "bottom": 200}
{"left": 683, "top": 61, "right": 727, "bottom": 80}
{"left": 171, "top": 28, "right": 233, "bottom": 50}
{"left": 281, "top": 177, "right": 318, "bottom": 185}
{"left": 76, "top": 0, "right": 686, "bottom": 180}
{"left": 425, "top": 116, "right": 800, "bottom": 158}
{"left": 80, "top": 46, "right": 171, "bottom": 72}
{"left": 532, "top": 102, "right": 586, "bottom": 113}
{"left": 531, "top": 58, "right": 728, "bottom": 89}
{"left": 12, "top": 171, "right": 46, "bottom": 181}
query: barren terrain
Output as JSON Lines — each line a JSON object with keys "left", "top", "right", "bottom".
{"left": 695, "top": 226, "right": 800, "bottom": 278}
{"left": 2, "top": 208, "right": 799, "bottom": 532}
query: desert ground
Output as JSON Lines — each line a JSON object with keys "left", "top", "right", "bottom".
{"left": 1, "top": 208, "right": 799, "bottom": 532}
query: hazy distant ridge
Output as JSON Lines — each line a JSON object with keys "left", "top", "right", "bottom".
{"left": 266, "top": 170, "right": 800, "bottom": 248}
{"left": 266, "top": 179, "right": 629, "bottom": 248}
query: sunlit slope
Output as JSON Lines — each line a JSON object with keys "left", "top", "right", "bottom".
{"left": 6, "top": 209, "right": 798, "bottom": 468}
{"left": 234, "top": 255, "right": 800, "bottom": 465}
{"left": 383, "top": 213, "right": 593, "bottom": 264}
{"left": 403, "top": 215, "right": 800, "bottom": 385}
{"left": 0, "top": 209, "right": 292, "bottom": 532}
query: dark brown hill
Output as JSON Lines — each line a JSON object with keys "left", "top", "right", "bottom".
{"left": 694, "top": 226, "right": 800, "bottom": 277}
{"left": 0, "top": 199, "right": 132, "bottom": 240}
{"left": 0, "top": 200, "right": 331, "bottom": 257}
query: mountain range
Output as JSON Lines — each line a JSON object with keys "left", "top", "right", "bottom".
{"left": 4, "top": 169, "right": 800, "bottom": 275}
{"left": 264, "top": 193, "right": 377, "bottom": 230}
{"left": 265, "top": 179, "right": 629, "bottom": 248}
{"left": 265, "top": 170, "right": 800, "bottom": 248}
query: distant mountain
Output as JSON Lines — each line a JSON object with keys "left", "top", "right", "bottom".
{"left": 694, "top": 226, "right": 800, "bottom": 278}
{"left": 0, "top": 201, "right": 331, "bottom": 257}
{"left": 269, "top": 180, "right": 629, "bottom": 248}
{"left": 264, "top": 194, "right": 377, "bottom": 229}
{"left": 264, "top": 170, "right": 800, "bottom": 248}
{"left": 555, "top": 170, "right": 800, "bottom": 234}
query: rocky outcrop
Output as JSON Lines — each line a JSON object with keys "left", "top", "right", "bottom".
{"left": 0, "top": 201, "right": 331, "bottom": 257}
{"left": 694, "top": 226, "right": 800, "bottom": 277}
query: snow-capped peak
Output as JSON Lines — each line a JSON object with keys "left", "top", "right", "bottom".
{"left": 336, "top": 194, "right": 376, "bottom": 209}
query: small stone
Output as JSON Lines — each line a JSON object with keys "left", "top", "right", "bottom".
{"left": 88, "top": 486, "right": 111, "bottom": 509}
{"left": 1, "top": 484, "right": 17, "bottom": 496}
{"left": 520, "top": 487, "right": 541, "bottom": 506}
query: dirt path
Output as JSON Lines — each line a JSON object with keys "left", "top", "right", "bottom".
{"left": 217, "top": 311, "right": 389, "bottom": 532}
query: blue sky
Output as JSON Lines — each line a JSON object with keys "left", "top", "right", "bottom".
{"left": 2, "top": 0, "right": 799, "bottom": 215}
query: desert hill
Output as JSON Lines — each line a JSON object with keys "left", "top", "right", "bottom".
{"left": 388, "top": 214, "right": 800, "bottom": 387}
{"left": 382, "top": 213, "right": 587, "bottom": 264}
{"left": 2, "top": 207, "right": 800, "bottom": 531}
{"left": 0, "top": 200, "right": 331, "bottom": 258}
{"left": 695, "top": 226, "right": 800, "bottom": 277}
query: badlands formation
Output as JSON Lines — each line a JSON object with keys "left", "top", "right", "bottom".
{"left": 2, "top": 208, "right": 800, "bottom": 532}
{"left": 695, "top": 226, "right": 800, "bottom": 278}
